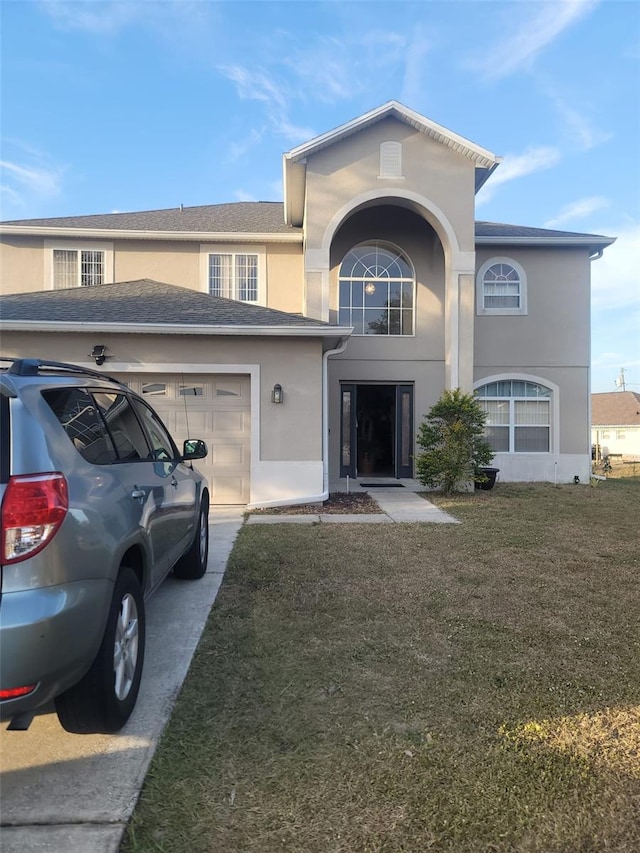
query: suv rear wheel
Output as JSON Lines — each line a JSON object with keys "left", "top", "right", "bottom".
{"left": 55, "top": 567, "right": 145, "bottom": 734}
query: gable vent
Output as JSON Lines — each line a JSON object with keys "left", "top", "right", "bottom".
{"left": 379, "top": 141, "right": 403, "bottom": 179}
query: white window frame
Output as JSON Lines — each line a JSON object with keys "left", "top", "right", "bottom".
{"left": 44, "top": 240, "right": 114, "bottom": 290}
{"left": 338, "top": 241, "right": 415, "bottom": 337}
{"left": 476, "top": 257, "right": 527, "bottom": 316}
{"left": 474, "top": 374, "right": 559, "bottom": 455}
{"left": 200, "top": 243, "right": 266, "bottom": 306}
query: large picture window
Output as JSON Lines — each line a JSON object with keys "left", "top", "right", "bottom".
{"left": 477, "top": 380, "right": 551, "bottom": 453}
{"left": 338, "top": 242, "right": 414, "bottom": 335}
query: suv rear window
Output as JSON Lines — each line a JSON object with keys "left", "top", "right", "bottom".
{"left": 43, "top": 388, "right": 117, "bottom": 465}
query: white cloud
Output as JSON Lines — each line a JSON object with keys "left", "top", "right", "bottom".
{"left": 544, "top": 196, "right": 610, "bottom": 228}
{"left": 401, "top": 24, "right": 431, "bottom": 107}
{"left": 218, "top": 65, "right": 314, "bottom": 144}
{"left": 472, "top": 0, "right": 600, "bottom": 80}
{"left": 476, "top": 146, "right": 561, "bottom": 204}
{"left": 591, "top": 222, "right": 640, "bottom": 311}
{"left": 0, "top": 155, "right": 65, "bottom": 214}
{"left": 233, "top": 189, "right": 257, "bottom": 202}
{"left": 219, "top": 65, "right": 288, "bottom": 111}
{"left": 39, "top": 0, "right": 144, "bottom": 35}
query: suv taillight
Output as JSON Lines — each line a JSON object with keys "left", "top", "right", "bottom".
{"left": 1, "top": 474, "right": 69, "bottom": 564}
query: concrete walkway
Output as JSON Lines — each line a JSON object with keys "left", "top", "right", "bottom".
{"left": 247, "top": 489, "right": 459, "bottom": 525}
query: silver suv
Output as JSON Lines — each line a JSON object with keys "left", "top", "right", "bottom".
{"left": 0, "top": 358, "right": 210, "bottom": 733}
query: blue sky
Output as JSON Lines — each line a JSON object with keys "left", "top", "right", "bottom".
{"left": 1, "top": 0, "right": 638, "bottom": 393}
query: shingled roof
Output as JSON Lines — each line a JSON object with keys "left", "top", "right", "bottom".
{"left": 592, "top": 392, "right": 640, "bottom": 427}
{"left": 0, "top": 279, "right": 340, "bottom": 331}
{"left": 1, "top": 202, "right": 299, "bottom": 235}
{"left": 0, "top": 202, "right": 614, "bottom": 251}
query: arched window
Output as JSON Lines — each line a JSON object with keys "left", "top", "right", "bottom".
{"left": 476, "top": 380, "right": 551, "bottom": 452}
{"left": 338, "top": 242, "right": 414, "bottom": 335}
{"left": 476, "top": 258, "right": 527, "bottom": 315}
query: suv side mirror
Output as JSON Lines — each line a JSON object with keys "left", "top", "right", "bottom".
{"left": 182, "top": 439, "right": 208, "bottom": 461}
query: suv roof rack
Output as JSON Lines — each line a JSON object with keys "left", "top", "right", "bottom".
{"left": 1, "top": 357, "right": 122, "bottom": 385}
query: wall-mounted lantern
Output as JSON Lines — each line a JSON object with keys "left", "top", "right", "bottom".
{"left": 272, "top": 383, "right": 283, "bottom": 404}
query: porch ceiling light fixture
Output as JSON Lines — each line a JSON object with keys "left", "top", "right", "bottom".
{"left": 90, "top": 344, "right": 108, "bottom": 366}
{"left": 272, "top": 383, "right": 283, "bottom": 404}
{"left": 364, "top": 281, "right": 376, "bottom": 295}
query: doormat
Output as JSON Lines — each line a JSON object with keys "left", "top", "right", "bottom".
{"left": 360, "top": 483, "right": 405, "bottom": 488}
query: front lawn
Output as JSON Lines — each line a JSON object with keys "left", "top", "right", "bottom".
{"left": 123, "top": 481, "right": 640, "bottom": 853}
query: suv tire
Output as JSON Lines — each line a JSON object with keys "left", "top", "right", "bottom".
{"left": 55, "top": 567, "right": 145, "bottom": 734}
{"left": 173, "top": 495, "right": 209, "bottom": 580}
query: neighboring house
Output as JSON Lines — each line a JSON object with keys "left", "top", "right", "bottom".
{"left": 592, "top": 391, "right": 640, "bottom": 460}
{"left": 0, "top": 101, "right": 615, "bottom": 505}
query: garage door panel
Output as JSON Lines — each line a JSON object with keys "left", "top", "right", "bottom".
{"left": 120, "top": 374, "right": 250, "bottom": 505}
{"left": 175, "top": 411, "right": 208, "bottom": 433}
{"left": 213, "top": 410, "right": 248, "bottom": 433}
{"left": 214, "top": 378, "right": 245, "bottom": 398}
{"left": 213, "top": 441, "right": 248, "bottom": 466}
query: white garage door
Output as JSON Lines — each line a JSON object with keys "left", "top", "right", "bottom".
{"left": 121, "top": 374, "right": 251, "bottom": 505}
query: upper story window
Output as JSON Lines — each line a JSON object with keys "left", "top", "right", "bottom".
{"left": 201, "top": 244, "right": 266, "bottom": 304}
{"left": 339, "top": 242, "right": 414, "bottom": 336}
{"left": 476, "top": 258, "right": 527, "bottom": 315}
{"left": 45, "top": 241, "right": 114, "bottom": 290}
{"left": 476, "top": 380, "right": 551, "bottom": 453}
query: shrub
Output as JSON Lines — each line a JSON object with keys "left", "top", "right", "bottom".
{"left": 415, "top": 388, "right": 494, "bottom": 493}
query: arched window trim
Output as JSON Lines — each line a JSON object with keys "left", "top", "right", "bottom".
{"left": 476, "top": 256, "right": 527, "bottom": 316}
{"left": 474, "top": 373, "right": 559, "bottom": 455}
{"left": 338, "top": 241, "right": 416, "bottom": 337}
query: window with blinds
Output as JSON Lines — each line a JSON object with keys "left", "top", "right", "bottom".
{"left": 53, "top": 249, "right": 104, "bottom": 288}
{"left": 477, "top": 380, "right": 551, "bottom": 452}
{"left": 208, "top": 253, "right": 258, "bottom": 302}
{"left": 476, "top": 258, "right": 527, "bottom": 315}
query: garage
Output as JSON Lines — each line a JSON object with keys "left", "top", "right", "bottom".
{"left": 122, "top": 373, "right": 251, "bottom": 505}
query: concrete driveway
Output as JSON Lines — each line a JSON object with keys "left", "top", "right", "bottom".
{"left": 0, "top": 508, "right": 243, "bottom": 853}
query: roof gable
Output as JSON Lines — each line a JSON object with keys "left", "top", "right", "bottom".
{"left": 283, "top": 101, "right": 501, "bottom": 225}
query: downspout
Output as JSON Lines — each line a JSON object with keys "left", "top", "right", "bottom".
{"left": 587, "top": 249, "right": 603, "bottom": 461}
{"left": 322, "top": 337, "right": 349, "bottom": 498}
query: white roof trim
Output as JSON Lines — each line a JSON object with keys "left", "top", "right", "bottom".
{"left": 476, "top": 236, "right": 615, "bottom": 248}
{"left": 0, "top": 225, "right": 302, "bottom": 242}
{"left": 1, "top": 320, "right": 353, "bottom": 337}
{"left": 284, "top": 100, "right": 499, "bottom": 168}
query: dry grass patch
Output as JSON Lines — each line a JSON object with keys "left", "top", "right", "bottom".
{"left": 124, "top": 481, "right": 640, "bottom": 853}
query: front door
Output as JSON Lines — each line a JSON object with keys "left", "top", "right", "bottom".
{"left": 340, "top": 384, "right": 413, "bottom": 479}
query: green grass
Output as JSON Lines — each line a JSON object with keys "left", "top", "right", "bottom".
{"left": 123, "top": 481, "right": 640, "bottom": 852}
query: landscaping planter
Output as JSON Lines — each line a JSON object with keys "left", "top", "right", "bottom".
{"left": 475, "top": 467, "right": 500, "bottom": 490}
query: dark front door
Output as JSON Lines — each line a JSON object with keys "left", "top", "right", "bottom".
{"left": 340, "top": 384, "right": 413, "bottom": 479}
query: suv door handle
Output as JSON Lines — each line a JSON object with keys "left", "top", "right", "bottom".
{"left": 131, "top": 489, "right": 145, "bottom": 500}
{"left": 170, "top": 477, "right": 178, "bottom": 488}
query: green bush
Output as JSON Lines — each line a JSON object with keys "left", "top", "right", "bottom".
{"left": 415, "top": 388, "right": 494, "bottom": 493}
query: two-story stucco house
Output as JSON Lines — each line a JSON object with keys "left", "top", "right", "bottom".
{"left": 0, "top": 101, "right": 615, "bottom": 505}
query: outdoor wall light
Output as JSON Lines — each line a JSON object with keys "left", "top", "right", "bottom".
{"left": 272, "top": 383, "right": 283, "bottom": 404}
{"left": 90, "top": 345, "right": 108, "bottom": 366}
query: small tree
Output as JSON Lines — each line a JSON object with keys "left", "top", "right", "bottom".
{"left": 415, "top": 388, "right": 494, "bottom": 494}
